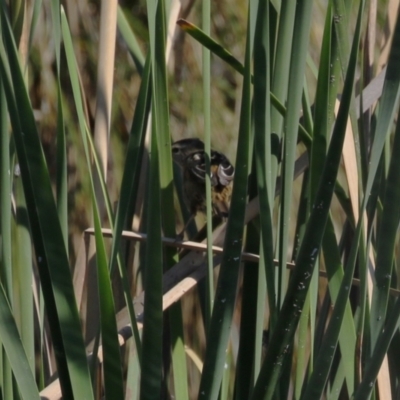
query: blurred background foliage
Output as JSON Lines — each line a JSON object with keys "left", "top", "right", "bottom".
{"left": 28, "top": 0, "right": 394, "bottom": 263}
{"left": 30, "top": 0, "right": 249, "bottom": 262}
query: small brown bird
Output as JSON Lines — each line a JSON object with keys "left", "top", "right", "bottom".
{"left": 172, "top": 138, "right": 235, "bottom": 220}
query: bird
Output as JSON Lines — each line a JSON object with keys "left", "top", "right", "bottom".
{"left": 172, "top": 138, "right": 235, "bottom": 225}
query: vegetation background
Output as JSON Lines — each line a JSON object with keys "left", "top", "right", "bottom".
{"left": 0, "top": 0, "right": 400, "bottom": 399}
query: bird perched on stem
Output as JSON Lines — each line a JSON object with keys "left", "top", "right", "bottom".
{"left": 172, "top": 138, "right": 235, "bottom": 226}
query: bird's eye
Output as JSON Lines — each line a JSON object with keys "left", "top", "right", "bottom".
{"left": 172, "top": 147, "right": 180, "bottom": 153}
{"left": 193, "top": 153, "right": 202, "bottom": 161}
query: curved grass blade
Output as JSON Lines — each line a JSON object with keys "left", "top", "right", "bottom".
{"left": 176, "top": 18, "right": 312, "bottom": 148}
{"left": 177, "top": 19, "right": 246, "bottom": 75}
{"left": 0, "top": 10, "right": 94, "bottom": 400}
{"left": 117, "top": 6, "right": 145, "bottom": 75}
{"left": 197, "top": 4, "right": 252, "bottom": 399}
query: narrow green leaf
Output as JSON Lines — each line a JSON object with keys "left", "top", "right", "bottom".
{"left": 203, "top": 0, "right": 214, "bottom": 333}
{"left": 198, "top": 4, "right": 252, "bottom": 398}
{"left": 117, "top": 6, "right": 145, "bottom": 75}
{"left": 269, "top": 0, "right": 297, "bottom": 198}
{"left": 108, "top": 55, "right": 152, "bottom": 365}
{"left": 93, "top": 201, "right": 124, "bottom": 399}
{"left": 253, "top": 0, "right": 275, "bottom": 325}
{"left": 276, "top": 0, "right": 313, "bottom": 311}
{"left": 51, "top": 2, "right": 68, "bottom": 252}
{"left": 299, "top": 2, "right": 366, "bottom": 398}
{"left": 0, "top": 44, "right": 14, "bottom": 400}
{"left": 140, "top": 125, "right": 163, "bottom": 400}
{"left": 176, "top": 18, "right": 312, "bottom": 148}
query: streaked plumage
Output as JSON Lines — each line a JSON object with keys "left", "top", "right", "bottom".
{"left": 172, "top": 138, "right": 234, "bottom": 218}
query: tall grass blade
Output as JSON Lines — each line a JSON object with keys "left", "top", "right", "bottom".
{"left": 93, "top": 201, "right": 124, "bottom": 399}
{"left": 203, "top": 0, "right": 214, "bottom": 331}
{"left": 253, "top": 0, "right": 275, "bottom": 323}
{"left": 51, "top": 2, "right": 68, "bottom": 252}
{"left": 197, "top": 4, "right": 252, "bottom": 398}
{"left": 117, "top": 6, "right": 145, "bottom": 75}
{"left": 0, "top": 10, "right": 94, "bottom": 400}
{"left": 108, "top": 55, "right": 152, "bottom": 364}
{"left": 140, "top": 126, "right": 163, "bottom": 399}
{"left": 277, "top": 0, "right": 313, "bottom": 310}
{"left": 176, "top": 18, "right": 312, "bottom": 146}
{"left": 61, "top": 8, "right": 125, "bottom": 397}
{"left": 269, "top": 0, "right": 297, "bottom": 197}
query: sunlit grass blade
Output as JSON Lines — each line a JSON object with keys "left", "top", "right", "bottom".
{"left": 117, "top": 6, "right": 145, "bottom": 75}
{"left": 0, "top": 10, "right": 94, "bottom": 400}
{"left": 176, "top": 18, "right": 312, "bottom": 148}
{"left": 176, "top": 19, "right": 246, "bottom": 75}
{"left": 197, "top": 4, "right": 252, "bottom": 399}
